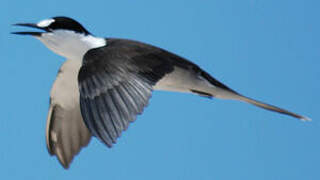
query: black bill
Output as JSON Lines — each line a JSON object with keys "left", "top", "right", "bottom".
{"left": 12, "top": 23, "right": 50, "bottom": 36}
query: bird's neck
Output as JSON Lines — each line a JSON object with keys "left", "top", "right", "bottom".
{"left": 36, "top": 30, "right": 106, "bottom": 61}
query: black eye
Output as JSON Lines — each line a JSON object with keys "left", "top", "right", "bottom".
{"left": 48, "top": 16, "right": 90, "bottom": 35}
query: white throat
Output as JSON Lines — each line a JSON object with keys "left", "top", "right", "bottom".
{"left": 36, "top": 30, "right": 106, "bottom": 61}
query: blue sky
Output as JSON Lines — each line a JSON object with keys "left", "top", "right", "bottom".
{"left": 1, "top": 0, "right": 319, "bottom": 179}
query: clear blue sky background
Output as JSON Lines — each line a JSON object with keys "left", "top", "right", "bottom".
{"left": 1, "top": 0, "right": 319, "bottom": 179}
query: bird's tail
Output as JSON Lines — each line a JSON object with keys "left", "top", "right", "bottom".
{"left": 196, "top": 71, "right": 309, "bottom": 120}
{"left": 226, "top": 93, "right": 311, "bottom": 121}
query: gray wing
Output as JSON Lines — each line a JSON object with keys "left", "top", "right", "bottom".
{"left": 46, "top": 59, "right": 91, "bottom": 169}
{"left": 78, "top": 38, "right": 177, "bottom": 147}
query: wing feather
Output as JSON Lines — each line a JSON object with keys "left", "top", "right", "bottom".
{"left": 46, "top": 60, "right": 91, "bottom": 169}
{"left": 77, "top": 39, "right": 173, "bottom": 145}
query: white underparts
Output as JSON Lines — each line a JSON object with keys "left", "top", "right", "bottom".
{"left": 36, "top": 30, "right": 106, "bottom": 61}
{"left": 153, "top": 66, "right": 241, "bottom": 100}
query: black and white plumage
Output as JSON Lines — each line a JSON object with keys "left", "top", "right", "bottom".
{"left": 13, "top": 16, "right": 310, "bottom": 169}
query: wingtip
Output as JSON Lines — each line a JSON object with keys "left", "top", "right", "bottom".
{"left": 62, "top": 163, "right": 70, "bottom": 170}
{"left": 300, "top": 116, "right": 312, "bottom": 122}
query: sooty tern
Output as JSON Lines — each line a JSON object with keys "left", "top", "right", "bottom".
{"left": 13, "top": 16, "right": 310, "bottom": 169}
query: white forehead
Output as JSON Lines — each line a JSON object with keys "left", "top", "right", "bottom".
{"left": 37, "top": 18, "right": 55, "bottom": 27}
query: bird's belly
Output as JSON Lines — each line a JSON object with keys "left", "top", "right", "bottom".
{"left": 50, "top": 59, "right": 81, "bottom": 108}
{"left": 153, "top": 66, "right": 209, "bottom": 93}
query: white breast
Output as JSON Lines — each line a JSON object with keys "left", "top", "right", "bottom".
{"left": 36, "top": 30, "right": 106, "bottom": 61}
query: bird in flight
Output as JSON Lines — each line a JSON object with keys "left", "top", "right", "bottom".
{"left": 13, "top": 16, "right": 310, "bottom": 169}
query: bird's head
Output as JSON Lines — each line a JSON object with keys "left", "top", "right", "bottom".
{"left": 13, "top": 16, "right": 106, "bottom": 60}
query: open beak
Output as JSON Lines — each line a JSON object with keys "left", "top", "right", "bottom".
{"left": 12, "top": 23, "right": 50, "bottom": 36}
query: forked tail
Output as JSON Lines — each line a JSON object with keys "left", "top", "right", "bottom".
{"left": 234, "top": 95, "right": 311, "bottom": 121}
{"left": 195, "top": 69, "right": 310, "bottom": 121}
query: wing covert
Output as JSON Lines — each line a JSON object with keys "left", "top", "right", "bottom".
{"left": 78, "top": 39, "right": 173, "bottom": 146}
